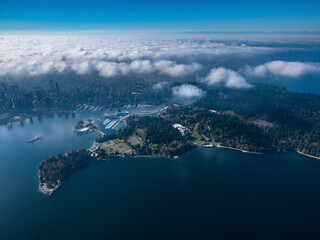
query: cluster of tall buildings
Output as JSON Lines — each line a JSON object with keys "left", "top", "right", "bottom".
{"left": 0, "top": 76, "right": 170, "bottom": 118}
{"left": 0, "top": 81, "right": 71, "bottom": 114}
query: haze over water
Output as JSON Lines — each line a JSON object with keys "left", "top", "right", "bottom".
{"left": 1, "top": 113, "right": 320, "bottom": 239}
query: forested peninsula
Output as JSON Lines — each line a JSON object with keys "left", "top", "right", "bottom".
{"left": 39, "top": 83, "right": 320, "bottom": 195}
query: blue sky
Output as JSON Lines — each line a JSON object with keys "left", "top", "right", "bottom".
{"left": 0, "top": 0, "right": 320, "bottom": 31}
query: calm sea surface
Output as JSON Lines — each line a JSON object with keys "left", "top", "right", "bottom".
{"left": 0, "top": 112, "right": 320, "bottom": 239}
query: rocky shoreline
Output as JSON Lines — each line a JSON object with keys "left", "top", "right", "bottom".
{"left": 297, "top": 151, "right": 320, "bottom": 160}
{"left": 216, "top": 144, "right": 263, "bottom": 154}
{"left": 38, "top": 171, "right": 61, "bottom": 195}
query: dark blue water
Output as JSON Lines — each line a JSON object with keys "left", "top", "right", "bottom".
{"left": 1, "top": 113, "right": 320, "bottom": 239}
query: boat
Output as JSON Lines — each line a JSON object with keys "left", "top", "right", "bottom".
{"left": 105, "top": 120, "right": 117, "bottom": 129}
{"left": 28, "top": 136, "right": 43, "bottom": 143}
{"left": 103, "top": 119, "right": 111, "bottom": 125}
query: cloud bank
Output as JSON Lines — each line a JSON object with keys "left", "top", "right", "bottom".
{"left": 202, "top": 67, "right": 252, "bottom": 88}
{"left": 246, "top": 61, "right": 320, "bottom": 78}
{"left": 152, "top": 81, "right": 168, "bottom": 90}
{"left": 0, "top": 35, "right": 276, "bottom": 78}
{"left": 172, "top": 84, "right": 206, "bottom": 98}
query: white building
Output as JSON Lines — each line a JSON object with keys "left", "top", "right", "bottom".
{"left": 173, "top": 123, "right": 191, "bottom": 136}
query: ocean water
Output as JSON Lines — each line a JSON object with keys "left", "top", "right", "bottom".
{"left": 0, "top": 113, "right": 320, "bottom": 239}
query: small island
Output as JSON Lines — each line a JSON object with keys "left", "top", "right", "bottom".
{"left": 74, "top": 119, "right": 97, "bottom": 135}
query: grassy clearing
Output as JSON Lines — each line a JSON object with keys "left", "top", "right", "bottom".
{"left": 201, "top": 134, "right": 210, "bottom": 142}
{"left": 98, "top": 142, "right": 118, "bottom": 155}
{"left": 192, "top": 122, "right": 203, "bottom": 141}
{"left": 121, "top": 142, "right": 132, "bottom": 152}
{"left": 222, "top": 110, "right": 239, "bottom": 117}
{"left": 136, "top": 128, "right": 146, "bottom": 138}
{"left": 115, "top": 141, "right": 132, "bottom": 154}
{"left": 128, "top": 135, "right": 142, "bottom": 146}
{"left": 191, "top": 139, "right": 220, "bottom": 146}
{"left": 212, "top": 142, "right": 219, "bottom": 146}
{"left": 99, "top": 138, "right": 132, "bottom": 155}
{"left": 192, "top": 139, "right": 206, "bottom": 145}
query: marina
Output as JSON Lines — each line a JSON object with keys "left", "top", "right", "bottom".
{"left": 105, "top": 120, "right": 117, "bottom": 129}
{"left": 103, "top": 119, "right": 110, "bottom": 125}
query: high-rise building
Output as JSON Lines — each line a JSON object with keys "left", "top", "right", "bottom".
{"left": 55, "top": 82, "right": 61, "bottom": 99}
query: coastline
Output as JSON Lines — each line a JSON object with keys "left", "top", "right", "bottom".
{"left": 296, "top": 151, "right": 320, "bottom": 160}
{"left": 217, "top": 145, "right": 263, "bottom": 155}
{"left": 38, "top": 147, "right": 320, "bottom": 196}
{"left": 38, "top": 171, "right": 61, "bottom": 195}
{"left": 1, "top": 110, "right": 73, "bottom": 126}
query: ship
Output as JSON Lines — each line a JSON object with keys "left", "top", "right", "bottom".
{"left": 28, "top": 136, "right": 43, "bottom": 143}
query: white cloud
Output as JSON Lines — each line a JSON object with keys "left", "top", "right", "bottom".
{"left": 0, "top": 35, "right": 276, "bottom": 78}
{"left": 246, "top": 61, "right": 320, "bottom": 78}
{"left": 154, "top": 61, "right": 201, "bottom": 78}
{"left": 152, "top": 81, "right": 168, "bottom": 90}
{"left": 172, "top": 84, "right": 206, "bottom": 98}
{"left": 71, "top": 61, "right": 91, "bottom": 74}
{"left": 95, "top": 61, "right": 131, "bottom": 77}
{"left": 130, "top": 60, "right": 154, "bottom": 73}
{"left": 202, "top": 67, "right": 252, "bottom": 88}
{"left": 94, "top": 60, "right": 200, "bottom": 78}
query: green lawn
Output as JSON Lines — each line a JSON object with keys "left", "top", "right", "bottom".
{"left": 115, "top": 141, "right": 132, "bottom": 154}
{"left": 192, "top": 139, "right": 206, "bottom": 145}
{"left": 128, "top": 135, "right": 142, "bottom": 146}
{"left": 212, "top": 141, "right": 219, "bottom": 146}
{"left": 192, "top": 122, "right": 203, "bottom": 141}
{"left": 136, "top": 128, "right": 146, "bottom": 138}
{"left": 191, "top": 139, "right": 219, "bottom": 146}
{"left": 98, "top": 142, "right": 119, "bottom": 155}
{"left": 201, "top": 134, "right": 210, "bottom": 142}
{"left": 122, "top": 142, "right": 132, "bottom": 150}
{"left": 99, "top": 138, "right": 132, "bottom": 155}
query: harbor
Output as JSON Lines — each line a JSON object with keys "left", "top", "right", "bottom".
{"left": 99, "top": 104, "right": 168, "bottom": 131}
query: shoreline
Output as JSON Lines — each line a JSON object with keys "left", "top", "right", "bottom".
{"left": 296, "top": 151, "right": 320, "bottom": 160}
{"left": 217, "top": 145, "right": 263, "bottom": 155}
{"left": 38, "top": 171, "right": 61, "bottom": 195}
{"left": 39, "top": 181, "right": 61, "bottom": 195}
{"left": 1, "top": 110, "right": 73, "bottom": 126}
{"left": 38, "top": 147, "right": 320, "bottom": 196}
